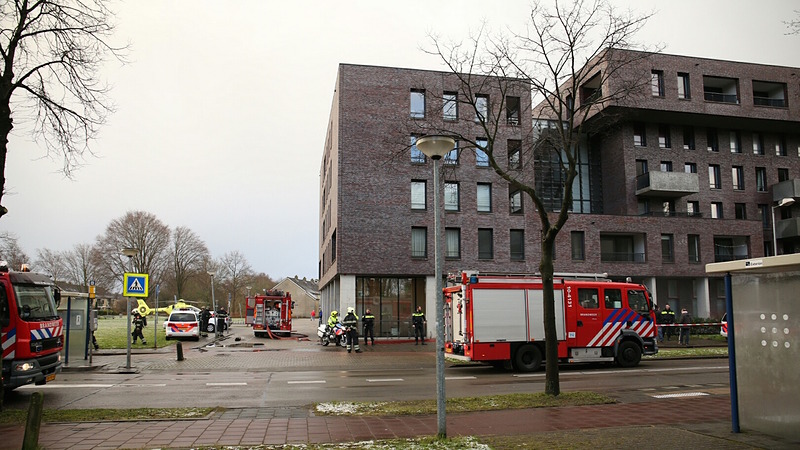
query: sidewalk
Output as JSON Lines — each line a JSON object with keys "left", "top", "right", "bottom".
{"left": 2, "top": 394, "right": 798, "bottom": 449}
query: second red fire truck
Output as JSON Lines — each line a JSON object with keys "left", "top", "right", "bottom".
{"left": 250, "top": 290, "right": 293, "bottom": 338}
{"left": 444, "top": 271, "right": 658, "bottom": 372}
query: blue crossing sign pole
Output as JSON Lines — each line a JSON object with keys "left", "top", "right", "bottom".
{"left": 122, "top": 272, "right": 148, "bottom": 372}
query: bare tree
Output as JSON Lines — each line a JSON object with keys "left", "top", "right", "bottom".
{"left": 0, "top": 231, "right": 28, "bottom": 268}
{"left": 786, "top": 10, "right": 800, "bottom": 35}
{"left": 34, "top": 248, "right": 66, "bottom": 282}
{"left": 94, "top": 210, "right": 171, "bottom": 293}
{"left": 0, "top": 0, "right": 125, "bottom": 218}
{"left": 423, "top": 0, "right": 654, "bottom": 395}
{"left": 218, "top": 250, "right": 253, "bottom": 314}
{"left": 169, "top": 226, "right": 210, "bottom": 299}
{"left": 62, "top": 242, "right": 103, "bottom": 290}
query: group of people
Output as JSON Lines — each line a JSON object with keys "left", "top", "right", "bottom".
{"left": 324, "top": 305, "right": 428, "bottom": 353}
{"left": 657, "top": 304, "right": 692, "bottom": 345}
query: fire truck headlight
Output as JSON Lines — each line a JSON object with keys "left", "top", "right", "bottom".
{"left": 15, "top": 362, "right": 36, "bottom": 372}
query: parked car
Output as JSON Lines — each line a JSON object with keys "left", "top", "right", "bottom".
{"left": 721, "top": 313, "right": 728, "bottom": 339}
{"left": 165, "top": 310, "right": 200, "bottom": 341}
{"left": 206, "top": 310, "right": 230, "bottom": 333}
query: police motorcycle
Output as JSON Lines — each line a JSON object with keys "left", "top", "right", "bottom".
{"left": 318, "top": 311, "right": 347, "bottom": 347}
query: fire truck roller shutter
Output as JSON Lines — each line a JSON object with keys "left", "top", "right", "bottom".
{"left": 471, "top": 289, "right": 526, "bottom": 342}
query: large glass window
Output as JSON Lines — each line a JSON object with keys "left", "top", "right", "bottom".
{"left": 477, "top": 183, "right": 492, "bottom": 212}
{"left": 411, "top": 181, "right": 426, "bottom": 210}
{"left": 411, "top": 227, "right": 427, "bottom": 258}
{"left": 446, "top": 228, "right": 460, "bottom": 259}
{"left": 356, "top": 276, "right": 425, "bottom": 338}
{"left": 444, "top": 182, "right": 460, "bottom": 211}
{"left": 510, "top": 229, "right": 525, "bottom": 261}
{"left": 410, "top": 89, "right": 425, "bottom": 118}
{"left": 478, "top": 228, "right": 494, "bottom": 259}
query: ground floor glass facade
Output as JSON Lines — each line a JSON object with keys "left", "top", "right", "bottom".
{"left": 356, "top": 276, "right": 426, "bottom": 337}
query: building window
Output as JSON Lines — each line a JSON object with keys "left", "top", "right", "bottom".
{"left": 636, "top": 159, "right": 648, "bottom": 175}
{"left": 753, "top": 80, "right": 788, "bottom": 107}
{"left": 444, "top": 141, "right": 459, "bottom": 165}
{"left": 778, "top": 168, "right": 790, "bottom": 182}
{"left": 506, "top": 96, "right": 520, "bottom": 125}
{"left": 444, "top": 182, "right": 460, "bottom": 211}
{"left": 410, "top": 135, "right": 425, "bottom": 163}
{"left": 633, "top": 123, "right": 647, "bottom": 147}
{"left": 475, "top": 138, "right": 489, "bottom": 167}
{"left": 651, "top": 70, "right": 664, "bottom": 97}
{"left": 443, "top": 91, "right": 457, "bottom": 120}
{"left": 475, "top": 94, "right": 489, "bottom": 122}
{"left": 683, "top": 127, "right": 695, "bottom": 150}
{"left": 509, "top": 188, "right": 523, "bottom": 214}
{"left": 735, "top": 203, "right": 747, "bottom": 220}
{"left": 660, "top": 161, "right": 673, "bottom": 172}
{"left": 753, "top": 133, "right": 764, "bottom": 155}
{"left": 709, "top": 164, "right": 721, "bottom": 189}
{"left": 703, "top": 76, "right": 739, "bottom": 104}
{"left": 445, "top": 228, "right": 460, "bottom": 259}
{"left": 658, "top": 125, "right": 671, "bottom": 148}
{"left": 707, "top": 128, "right": 719, "bottom": 152}
{"left": 730, "top": 131, "right": 741, "bottom": 153}
{"left": 571, "top": 231, "right": 585, "bottom": 261}
{"left": 477, "top": 183, "right": 492, "bottom": 212}
{"left": 411, "top": 227, "right": 427, "bottom": 258}
{"left": 662, "top": 234, "right": 674, "bottom": 263}
{"left": 478, "top": 228, "right": 494, "bottom": 259}
{"left": 756, "top": 167, "right": 767, "bottom": 192}
{"left": 510, "top": 229, "right": 525, "bottom": 260}
{"left": 663, "top": 200, "right": 675, "bottom": 216}
{"left": 508, "top": 139, "right": 521, "bottom": 169}
{"left": 687, "top": 200, "right": 700, "bottom": 217}
{"left": 411, "top": 181, "right": 426, "bottom": 210}
{"left": 776, "top": 135, "right": 787, "bottom": 156}
{"left": 685, "top": 162, "right": 697, "bottom": 173}
{"left": 711, "top": 202, "right": 723, "bottom": 219}
{"left": 688, "top": 234, "right": 700, "bottom": 263}
{"left": 677, "top": 72, "right": 691, "bottom": 99}
{"left": 732, "top": 166, "right": 744, "bottom": 190}
{"left": 759, "top": 204, "right": 770, "bottom": 229}
{"left": 410, "top": 89, "right": 425, "bottom": 118}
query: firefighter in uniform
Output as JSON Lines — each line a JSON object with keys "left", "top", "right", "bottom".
{"left": 342, "top": 307, "right": 361, "bottom": 353}
{"left": 131, "top": 311, "right": 147, "bottom": 345}
{"left": 362, "top": 309, "right": 375, "bottom": 346}
{"left": 412, "top": 306, "right": 426, "bottom": 345}
{"left": 659, "top": 304, "right": 675, "bottom": 342}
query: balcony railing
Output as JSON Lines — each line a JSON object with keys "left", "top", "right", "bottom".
{"left": 753, "top": 97, "right": 787, "bottom": 107}
{"left": 639, "top": 211, "right": 704, "bottom": 218}
{"left": 704, "top": 92, "right": 739, "bottom": 104}
{"left": 601, "top": 252, "right": 646, "bottom": 263}
{"left": 714, "top": 254, "right": 749, "bottom": 263}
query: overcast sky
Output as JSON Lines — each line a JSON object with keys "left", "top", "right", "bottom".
{"left": 2, "top": 0, "right": 798, "bottom": 281}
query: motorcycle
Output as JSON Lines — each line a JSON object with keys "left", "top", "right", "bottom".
{"left": 318, "top": 323, "right": 347, "bottom": 347}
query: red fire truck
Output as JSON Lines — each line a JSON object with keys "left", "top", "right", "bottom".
{"left": 444, "top": 271, "right": 658, "bottom": 372}
{"left": 251, "top": 290, "right": 293, "bottom": 338}
{"left": 1, "top": 264, "right": 64, "bottom": 390}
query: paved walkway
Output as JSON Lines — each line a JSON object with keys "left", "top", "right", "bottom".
{"left": 3, "top": 394, "right": 798, "bottom": 449}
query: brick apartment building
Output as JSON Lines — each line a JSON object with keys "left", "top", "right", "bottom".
{"left": 319, "top": 52, "right": 800, "bottom": 338}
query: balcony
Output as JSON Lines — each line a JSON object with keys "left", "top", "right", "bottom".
{"left": 600, "top": 233, "right": 646, "bottom": 263}
{"left": 753, "top": 80, "right": 788, "bottom": 108}
{"left": 775, "top": 218, "right": 800, "bottom": 240}
{"left": 713, "top": 236, "right": 750, "bottom": 263}
{"left": 703, "top": 76, "right": 739, "bottom": 104}
{"left": 635, "top": 171, "right": 700, "bottom": 198}
{"left": 772, "top": 179, "right": 800, "bottom": 202}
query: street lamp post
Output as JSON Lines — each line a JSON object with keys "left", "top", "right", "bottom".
{"left": 208, "top": 271, "right": 218, "bottom": 338}
{"left": 772, "top": 197, "right": 796, "bottom": 255}
{"left": 415, "top": 134, "right": 455, "bottom": 438}
{"left": 120, "top": 247, "right": 139, "bottom": 371}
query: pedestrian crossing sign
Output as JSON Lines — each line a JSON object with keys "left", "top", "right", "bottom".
{"left": 123, "top": 273, "right": 149, "bottom": 298}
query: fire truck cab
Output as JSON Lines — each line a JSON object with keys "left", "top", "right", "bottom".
{"left": 1, "top": 263, "right": 63, "bottom": 391}
{"left": 445, "top": 271, "right": 658, "bottom": 372}
{"left": 251, "top": 291, "right": 293, "bottom": 337}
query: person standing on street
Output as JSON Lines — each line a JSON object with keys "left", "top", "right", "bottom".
{"left": 311, "top": 309, "right": 316, "bottom": 322}
{"left": 342, "top": 307, "right": 361, "bottom": 353}
{"left": 412, "top": 306, "right": 426, "bottom": 345}
{"left": 131, "top": 311, "right": 147, "bottom": 345}
{"left": 660, "top": 304, "right": 675, "bottom": 342}
{"left": 362, "top": 309, "right": 375, "bottom": 346}
{"left": 200, "top": 307, "right": 211, "bottom": 337}
{"left": 679, "top": 308, "right": 692, "bottom": 346}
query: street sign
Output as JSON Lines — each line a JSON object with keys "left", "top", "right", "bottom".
{"left": 123, "top": 273, "right": 149, "bottom": 298}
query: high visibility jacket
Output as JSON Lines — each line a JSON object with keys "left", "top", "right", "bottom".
{"left": 412, "top": 311, "right": 425, "bottom": 326}
{"left": 363, "top": 314, "right": 375, "bottom": 328}
{"left": 660, "top": 309, "right": 675, "bottom": 324}
{"left": 328, "top": 314, "right": 339, "bottom": 328}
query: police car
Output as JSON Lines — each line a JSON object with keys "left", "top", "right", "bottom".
{"left": 721, "top": 313, "right": 728, "bottom": 339}
{"left": 165, "top": 310, "right": 201, "bottom": 341}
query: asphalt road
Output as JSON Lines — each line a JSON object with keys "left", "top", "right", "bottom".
{"left": 4, "top": 319, "right": 731, "bottom": 411}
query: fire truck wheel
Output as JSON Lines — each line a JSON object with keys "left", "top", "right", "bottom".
{"left": 616, "top": 341, "right": 642, "bottom": 367}
{"left": 514, "top": 344, "right": 542, "bottom": 372}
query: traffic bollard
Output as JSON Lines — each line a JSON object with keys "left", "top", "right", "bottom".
{"left": 176, "top": 342, "right": 184, "bottom": 361}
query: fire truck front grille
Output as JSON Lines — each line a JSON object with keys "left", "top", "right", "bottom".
{"left": 30, "top": 337, "right": 61, "bottom": 353}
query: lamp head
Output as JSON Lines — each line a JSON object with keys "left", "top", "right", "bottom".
{"left": 416, "top": 135, "right": 455, "bottom": 160}
{"left": 778, "top": 197, "right": 796, "bottom": 208}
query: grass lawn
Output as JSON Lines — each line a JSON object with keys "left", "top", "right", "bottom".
{"left": 95, "top": 315, "right": 175, "bottom": 349}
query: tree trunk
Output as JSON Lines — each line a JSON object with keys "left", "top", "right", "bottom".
{"left": 0, "top": 96, "right": 12, "bottom": 217}
{"left": 541, "top": 234, "right": 560, "bottom": 396}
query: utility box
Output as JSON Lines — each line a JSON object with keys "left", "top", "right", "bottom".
{"left": 706, "top": 254, "right": 800, "bottom": 441}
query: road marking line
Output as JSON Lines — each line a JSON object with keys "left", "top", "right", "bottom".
{"left": 205, "top": 382, "right": 247, "bottom": 386}
{"left": 512, "top": 373, "right": 544, "bottom": 378}
{"left": 445, "top": 376, "right": 477, "bottom": 380}
{"left": 652, "top": 392, "right": 709, "bottom": 399}
{"left": 288, "top": 380, "right": 326, "bottom": 384}
{"left": 18, "top": 384, "right": 113, "bottom": 389}
{"left": 116, "top": 384, "right": 167, "bottom": 387}
{"left": 366, "top": 378, "right": 404, "bottom": 383}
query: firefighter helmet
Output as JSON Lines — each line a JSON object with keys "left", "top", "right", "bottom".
{"left": 347, "top": 306, "right": 355, "bottom": 314}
